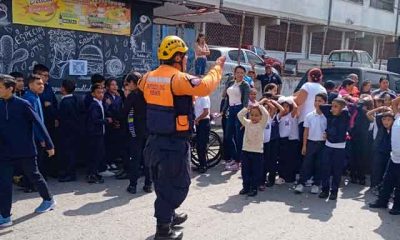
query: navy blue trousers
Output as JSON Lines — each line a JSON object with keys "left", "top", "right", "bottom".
{"left": 299, "top": 140, "right": 325, "bottom": 185}
{"left": 196, "top": 119, "right": 210, "bottom": 168}
{"left": 127, "top": 136, "right": 151, "bottom": 187}
{"left": 224, "top": 105, "right": 244, "bottom": 162}
{"left": 0, "top": 157, "right": 52, "bottom": 218}
{"left": 371, "top": 151, "right": 390, "bottom": 188}
{"left": 278, "top": 138, "right": 300, "bottom": 183}
{"left": 320, "top": 146, "right": 346, "bottom": 193}
{"left": 144, "top": 135, "right": 191, "bottom": 224}
{"left": 87, "top": 135, "right": 106, "bottom": 175}
{"left": 377, "top": 161, "right": 400, "bottom": 208}
{"left": 59, "top": 134, "right": 78, "bottom": 178}
{"left": 241, "top": 151, "right": 263, "bottom": 190}
{"left": 262, "top": 139, "right": 280, "bottom": 185}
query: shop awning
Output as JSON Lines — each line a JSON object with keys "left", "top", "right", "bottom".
{"left": 153, "top": 2, "right": 231, "bottom": 26}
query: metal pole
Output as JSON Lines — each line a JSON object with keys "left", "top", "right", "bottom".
{"left": 379, "top": 36, "right": 385, "bottom": 70}
{"left": 238, "top": 11, "right": 246, "bottom": 65}
{"left": 283, "top": 20, "right": 291, "bottom": 66}
{"left": 395, "top": 4, "right": 400, "bottom": 57}
{"left": 320, "top": 0, "right": 333, "bottom": 67}
{"left": 350, "top": 32, "right": 356, "bottom": 67}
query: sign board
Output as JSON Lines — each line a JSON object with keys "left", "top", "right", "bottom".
{"left": 12, "top": 0, "right": 131, "bottom": 36}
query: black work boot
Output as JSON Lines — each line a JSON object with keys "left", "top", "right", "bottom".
{"left": 171, "top": 213, "right": 188, "bottom": 226}
{"left": 154, "top": 224, "right": 183, "bottom": 240}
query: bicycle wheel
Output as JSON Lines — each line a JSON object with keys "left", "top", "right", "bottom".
{"left": 190, "top": 137, "right": 200, "bottom": 167}
{"left": 206, "top": 131, "right": 222, "bottom": 168}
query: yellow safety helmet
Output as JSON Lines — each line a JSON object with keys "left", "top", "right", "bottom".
{"left": 158, "top": 35, "right": 188, "bottom": 61}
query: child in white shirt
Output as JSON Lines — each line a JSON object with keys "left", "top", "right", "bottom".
{"left": 277, "top": 96, "right": 299, "bottom": 184}
{"left": 237, "top": 101, "right": 269, "bottom": 197}
{"left": 295, "top": 93, "right": 328, "bottom": 194}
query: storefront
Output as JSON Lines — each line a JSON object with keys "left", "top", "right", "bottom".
{"left": 0, "top": 0, "right": 155, "bottom": 92}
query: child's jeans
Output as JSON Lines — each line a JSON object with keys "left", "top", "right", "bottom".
{"left": 242, "top": 151, "right": 263, "bottom": 190}
{"left": 377, "top": 161, "right": 400, "bottom": 209}
{"left": 298, "top": 140, "right": 325, "bottom": 186}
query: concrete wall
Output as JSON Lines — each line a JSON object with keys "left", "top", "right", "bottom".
{"left": 223, "top": 0, "right": 399, "bottom": 36}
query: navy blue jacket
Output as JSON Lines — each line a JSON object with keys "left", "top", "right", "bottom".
{"left": 39, "top": 83, "right": 58, "bottom": 130}
{"left": 320, "top": 104, "right": 350, "bottom": 143}
{"left": 58, "top": 95, "right": 80, "bottom": 136}
{"left": 256, "top": 72, "right": 282, "bottom": 92}
{"left": 374, "top": 114, "right": 392, "bottom": 154}
{"left": 86, "top": 99, "right": 107, "bottom": 137}
{"left": 122, "top": 90, "right": 147, "bottom": 138}
{"left": 0, "top": 96, "right": 54, "bottom": 161}
{"left": 23, "top": 89, "right": 45, "bottom": 143}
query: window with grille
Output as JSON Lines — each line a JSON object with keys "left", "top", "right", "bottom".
{"left": 370, "top": 0, "right": 394, "bottom": 12}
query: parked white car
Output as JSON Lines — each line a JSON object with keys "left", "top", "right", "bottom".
{"left": 327, "top": 50, "right": 374, "bottom": 68}
{"left": 206, "top": 46, "right": 279, "bottom": 76}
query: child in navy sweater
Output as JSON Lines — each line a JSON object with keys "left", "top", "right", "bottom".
{"left": 86, "top": 84, "right": 112, "bottom": 184}
{"left": 0, "top": 74, "right": 55, "bottom": 227}
{"left": 367, "top": 106, "right": 394, "bottom": 190}
{"left": 319, "top": 98, "right": 350, "bottom": 200}
{"left": 369, "top": 96, "right": 400, "bottom": 215}
{"left": 58, "top": 79, "right": 80, "bottom": 182}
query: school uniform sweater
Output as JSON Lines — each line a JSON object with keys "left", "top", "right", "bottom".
{"left": 58, "top": 94, "right": 80, "bottom": 136}
{"left": 23, "top": 89, "right": 45, "bottom": 143}
{"left": 0, "top": 96, "right": 54, "bottom": 160}
{"left": 39, "top": 83, "right": 58, "bottom": 129}
{"left": 320, "top": 104, "right": 350, "bottom": 148}
{"left": 86, "top": 99, "right": 107, "bottom": 137}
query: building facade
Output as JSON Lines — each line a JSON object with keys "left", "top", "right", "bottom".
{"left": 190, "top": 0, "right": 400, "bottom": 62}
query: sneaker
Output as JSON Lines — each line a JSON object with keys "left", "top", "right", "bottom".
{"left": 35, "top": 199, "right": 56, "bottom": 213}
{"left": 319, "top": 191, "right": 329, "bottom": 199}
{"left": 143, "top": 185, "right": 153, "bottom": 193}
{"left": 87, "top": 174, "right": 104, "bottom": 184}
{"left": 294, "top": 184, "right": 304, "bottom": 194}
{"left": 98, "top": 170, "right": 115, "bottom": 177}
{"left": 305, "top": 179, "right": 313, "bottom": 187}
{"left": 224, "top": 160, "right": 235, "bottom": 166}
{"left": 275, "top": 178, "right": 285, "bottom": 185}
{"left": 389, "top": 207, "right": 400, "bottom": 215}
{"left": 369, "top": 200, "right": 388, "bottom": 209}
{"left": 127, "top": 185, "right": 137, "bottom": 194}
{"left": 0, "top": 215, "right": 12, "bottom": 228}
{"left": 310, "top": 185, "right": 320, "bottom": 194}
{"left": 265, "top": 181, "right": 274, "bottom": 187}
{"left": 239, "top": 188, "right": 249, "bottom": 195}
{"left": 225, "top": 163, "right": 240, "bottom": 171}
{"left": 247, "top": 189, "right": 258, "bottom": 197}
{"left": 109, "top": 163, "right": 119, "bottom": 171}
{"left": 329, "top": 192, "right": 338, "bottom": 200}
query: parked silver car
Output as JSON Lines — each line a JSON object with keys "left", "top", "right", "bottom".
{"left": 206, "top": 46, "right": 279, "bottom": 76}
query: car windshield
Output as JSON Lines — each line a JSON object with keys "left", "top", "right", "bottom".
{"left": 208, "top": 49, "right": 222, "bottom": 61}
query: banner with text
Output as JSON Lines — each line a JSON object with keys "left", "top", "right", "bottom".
{"left": 12, "top": 0, "right": 131, "bottom": 36}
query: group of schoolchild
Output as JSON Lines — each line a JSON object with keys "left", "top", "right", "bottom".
{"left": 4, "top": 65, "right": 152, "bottom": 195}
{"left": 221, "top": 66, "right": 400, "bottom": 215}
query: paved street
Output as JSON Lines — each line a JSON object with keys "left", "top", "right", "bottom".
{"left": 1, "top": 165, "right": 399, "bottom": 240}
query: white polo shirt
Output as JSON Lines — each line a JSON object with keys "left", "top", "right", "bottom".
{"left": 279, "top": 114, "right": 297, "bottom": 139}
{"left": 227, "top": 82, "right": 242, "bottom": 106}
{"left": 263, "top": 117, "right": 273, "bottom": 143}
{"left": 303, "top": 110, "right": 327, "bottom": 141}
{"left": 194, "top": 96, "right": 210, "bottom": 119}
{"left": 391, "top": 114, "right": 400, "bottom": 164}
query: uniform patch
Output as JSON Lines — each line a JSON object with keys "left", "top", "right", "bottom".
{"left": 187, "top": 74, "right": 201, "bottom": 86}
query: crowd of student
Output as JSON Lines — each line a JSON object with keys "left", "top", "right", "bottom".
{"left": 219, "top": 66, "right": 400, "bottom": 215}
{"left": 5, "top": 65, "right": 152, "bottom": 193}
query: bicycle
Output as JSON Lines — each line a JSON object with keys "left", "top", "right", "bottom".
{"left": 190, "top": 114, "right": 223, "bottom": 169}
